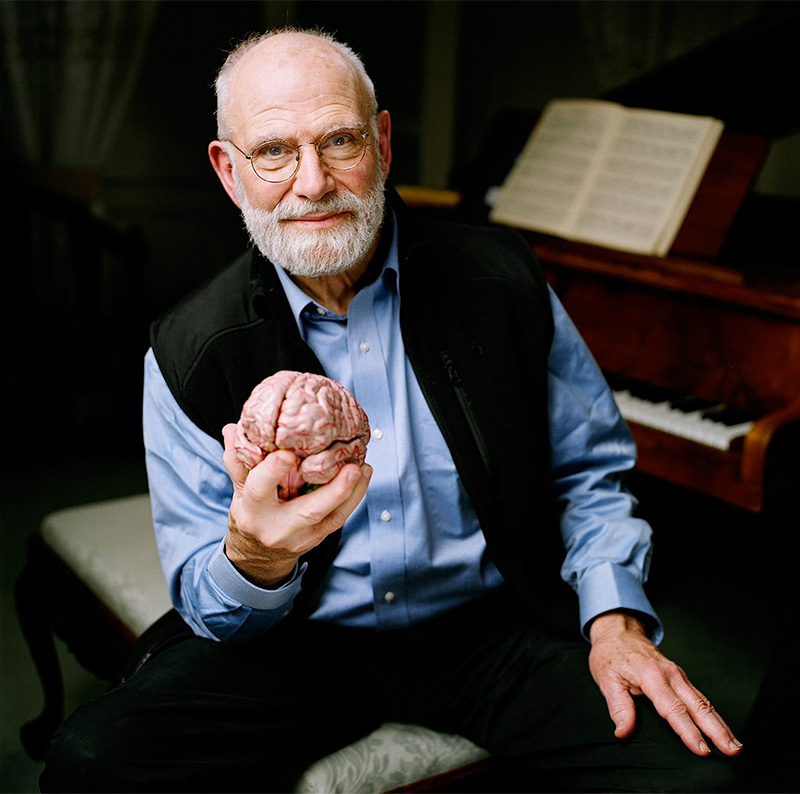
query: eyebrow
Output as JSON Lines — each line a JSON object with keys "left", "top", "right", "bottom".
{"left": 248, "top": 121, "right": 367, "bottom": 150}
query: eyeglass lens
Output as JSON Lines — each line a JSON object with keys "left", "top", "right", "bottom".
{"left": 251, "top": 128, "right": 368, "bottom": 181}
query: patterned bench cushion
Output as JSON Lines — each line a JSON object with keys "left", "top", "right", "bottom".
{"left": 296, "top": 722, "right": 488, "bottom": 792}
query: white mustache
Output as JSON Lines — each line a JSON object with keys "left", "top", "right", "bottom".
{"left": 272, "top": 194, "right": 362, "bottom": 221}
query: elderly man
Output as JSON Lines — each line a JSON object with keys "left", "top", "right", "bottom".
{"left": 42, "top": 28, "right": 742, "bottom": 793}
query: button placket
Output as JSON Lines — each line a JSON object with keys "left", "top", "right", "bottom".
{"left": 347, "top": 276, "right": 409, "bottom": 629}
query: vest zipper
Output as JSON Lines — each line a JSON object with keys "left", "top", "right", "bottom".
{"left": 440, "top": 351, "right": 493, "bottom": 476}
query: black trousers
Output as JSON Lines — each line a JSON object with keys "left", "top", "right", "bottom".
{"left": 41, "top": 590, "right": 740, "bottom": 793}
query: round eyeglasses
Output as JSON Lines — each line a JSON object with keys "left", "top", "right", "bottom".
{"left": 226, "top": 125, "right": 371, "bottom": 183}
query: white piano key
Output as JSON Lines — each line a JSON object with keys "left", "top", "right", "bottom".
{"left": 612, "top": 390, "right": 754, "bottom": 451}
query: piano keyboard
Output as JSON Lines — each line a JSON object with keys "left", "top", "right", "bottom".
{"left": 605, "top": 375, "right": 756, "bottom": 451}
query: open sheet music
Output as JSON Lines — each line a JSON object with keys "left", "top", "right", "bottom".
{"left": 489, "top": 99, "right": 724, "bottom": 256}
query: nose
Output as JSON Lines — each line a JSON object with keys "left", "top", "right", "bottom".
{"left": 290, "top": 143, "right": 336, "bottom": 201}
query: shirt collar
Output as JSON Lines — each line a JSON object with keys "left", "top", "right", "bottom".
{"left": 273, "top": 207, "right": 400, "bottom": 335}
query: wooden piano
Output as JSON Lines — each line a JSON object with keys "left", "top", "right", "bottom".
{"left": 430, "top": 6, "right": 800, "bottom": 516}
{"left": 519, "top": 115, "right": 800, "bottom": 514}
{"left": 400, "top": 131, "right": 800, "bottom": 514}
{"left": 533, "top": 229, "right": 800, "bottom": 514}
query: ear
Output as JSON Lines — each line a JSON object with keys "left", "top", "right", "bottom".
{"left": 208, "top": 141, "right": 243, "bottom": 209}
{"left": 376, "top": 110, "right": 392, "bottom": 179}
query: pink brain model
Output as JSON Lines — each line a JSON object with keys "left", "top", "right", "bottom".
{"left": 234, "top": 371, "right": 371, "bottom": 499}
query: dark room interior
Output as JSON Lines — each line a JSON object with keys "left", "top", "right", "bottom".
{"left": 2, "top": 1, "right": 799, "bottom": 791}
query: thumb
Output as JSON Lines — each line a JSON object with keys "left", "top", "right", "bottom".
{"left": 242, "top": 448, "right": 299, "bottom": 503}
{"left": 603, "top": 685, "right": 637, "bottom": 739}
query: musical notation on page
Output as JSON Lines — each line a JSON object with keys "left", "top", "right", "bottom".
{"left": 490, "top": 99, "right": 723, "bottom": 256}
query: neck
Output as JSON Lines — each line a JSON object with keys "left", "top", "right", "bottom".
{"left": 289, "top": 266, "right": 366, "bottom": 315}
{"left": 287, "top": 226, "right": 386, "bottom": 315}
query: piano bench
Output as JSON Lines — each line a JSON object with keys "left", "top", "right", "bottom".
{"left": 15, "top": 494, "right": 492, "bottom": 791}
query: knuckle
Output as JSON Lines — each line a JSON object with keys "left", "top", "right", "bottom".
{"left": 665, "top": 698, "right": 689, "bottom": 717}
{"left": 694, "top": 697, "right": 716, "bottom": 716}
{"left": 660, "top": 659, "right": 683, "bottom": 678}
{"left": 609, "top": 703, "right": 628, "bottom": 719}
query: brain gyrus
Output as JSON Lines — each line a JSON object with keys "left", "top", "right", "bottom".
{"left": 233, "top": 371, "right": 371, "bottom": 499}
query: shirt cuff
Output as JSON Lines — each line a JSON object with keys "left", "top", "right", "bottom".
{"left": 578, "top": 561, "right": 664, "bottom": 644}
{"left": 207, "top": 540, "right": 307, "bottom": 611}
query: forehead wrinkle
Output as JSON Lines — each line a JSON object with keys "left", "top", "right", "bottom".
{"left": 242, "top": 102, "right": 364, "bottom": 150}
{"left": 227, "top": 34, "right": 370, "bottom": 145}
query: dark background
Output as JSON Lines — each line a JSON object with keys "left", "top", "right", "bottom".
{"left": 2, "top": 0, "right": 799, "bottom": 465}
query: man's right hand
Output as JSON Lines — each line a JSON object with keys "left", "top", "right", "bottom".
{"left": 221, "top": 423, "right": 372, "bottom": 588}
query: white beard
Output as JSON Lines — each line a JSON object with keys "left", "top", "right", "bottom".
{"left": 234, "top": 166, "right": 386, "bottom": 279}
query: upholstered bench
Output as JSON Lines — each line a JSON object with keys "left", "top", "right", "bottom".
{"left": 16, "top": 494, "right": 490, "bottom": 791}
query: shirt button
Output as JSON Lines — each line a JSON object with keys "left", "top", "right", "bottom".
{"left": 373, "top": 428, "right": 383, "bottom": 440}
{"left": 359, "top": 341, "right": 370, "bottom": 352}
{"left": 380, "top": 510, "right": 392, "bottom": 522}
{"left": 384, "top": 591, "right": 396, "bottom": 603}
{"left": 316, "top": 306, "right": 326, "bottom": 316}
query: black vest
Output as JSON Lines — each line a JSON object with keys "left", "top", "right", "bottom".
{"left": 151, "top": 190, "right": 578, "bottom": 635}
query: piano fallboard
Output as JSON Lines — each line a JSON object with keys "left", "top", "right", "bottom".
{"left": 533, "top": 234, "right": 800, "bottom": 512}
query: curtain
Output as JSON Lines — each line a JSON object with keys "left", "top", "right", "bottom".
{"left": 578, "top": 0, "right": 760, "bottom": 94}
{"left": 1, "top": 0, "right": 157, "bottom": 181}
{"left": 0, "top": 1, "right": 158, "bottom": 454}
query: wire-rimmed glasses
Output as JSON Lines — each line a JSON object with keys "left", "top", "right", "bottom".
{"left": 225, "top": 124, "right": 371, "bottom": 183}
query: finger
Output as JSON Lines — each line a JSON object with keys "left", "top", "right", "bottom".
{"left": 599, "top": 680, "right": 638, "bottom": 739}
{"left": 325, "top": 463, "right": 373, "bottom": 527}
{"left": 639, "top": 672, "right": 718, "bottom": 757}
{"left": 665, "top": 675, "right": 743, "bottom": 756}
{"left": 291, "top": 462, "right": 372, "bottom": 527}
{"left": 221, "top": 423, "right": 249, "bottom": 489}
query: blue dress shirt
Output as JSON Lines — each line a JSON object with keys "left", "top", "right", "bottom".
{"left": 143, "top": 223, "right": 661, "bottom": 645}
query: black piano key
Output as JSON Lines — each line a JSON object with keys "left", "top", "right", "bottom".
{"left": 602, "top": 372, "right": 756, "bottom": 429}
{"left": 669, "top": 395, "right": 721, "bottom": 413}
{"left": 627, "top": 382, "right": 683, "bottom": 404}
{"left": 700, "top": 405, "right": 758, "bottom": 426}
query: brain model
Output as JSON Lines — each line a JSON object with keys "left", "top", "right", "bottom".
{"left": 233, "top": 371, "right": 370, "bottom": 500}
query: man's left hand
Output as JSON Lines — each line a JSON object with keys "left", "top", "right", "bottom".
{"left": 588, "top": 611, "right": 743, "bottom": 757}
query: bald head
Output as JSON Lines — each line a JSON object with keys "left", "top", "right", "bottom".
{"left": 215, "top": 29, "right": 378, "bottom": 140}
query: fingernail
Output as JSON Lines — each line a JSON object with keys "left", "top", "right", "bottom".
{"left": 347, "top": 469, "right": 362, "bottom": 483}
{"left": 730, "top": 740, "right": 743, "bottom": 751}
{"left": 699, "top": 740, "right": 710, "bottom": 755}
{"left": 363, "top": 464, "right": 373, "bottom": 480}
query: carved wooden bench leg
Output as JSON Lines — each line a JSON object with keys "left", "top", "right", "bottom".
{"left": 15, "top": 532, "right": 137, "bottom": 761}
{"left": 14, "top": 543, "right": 65, "bottom": 761}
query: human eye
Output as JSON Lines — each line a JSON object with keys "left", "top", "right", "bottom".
{"left": 253, "top": 140, "right": 294, "bottom": 166}
{"left": 330, "top": 131, "right": 356, "bottom": 147}
{"left": 320, "top": 129, "right": 360, "bottom": 157}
